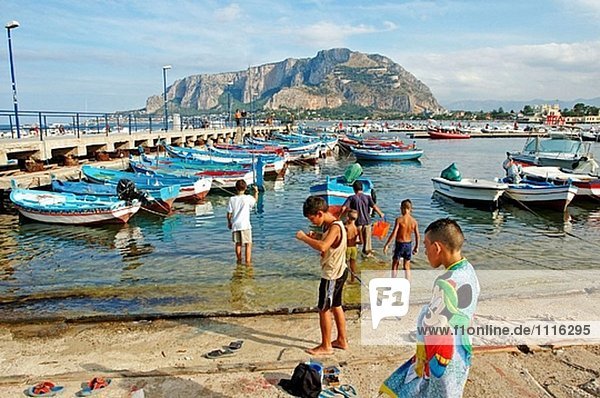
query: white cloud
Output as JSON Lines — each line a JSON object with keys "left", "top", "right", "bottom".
{"left": 214, "top": 3, "right": 242, "bottom": 22}
{"left": 291, "top": 21, "right": 383, "bottom": 47}
{"left": 382, "top": 21, "right": 398, "bottom": 31}
{"left": 397, "top": 41, "right": 600, "bottom": 102}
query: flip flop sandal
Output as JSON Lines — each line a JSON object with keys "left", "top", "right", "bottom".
{"left": 77, "top": 377, "right": 111, "bottom": 397}
{"left": 204, "top": 348, "right": 236, "bottom": 359}
{"left": 26, "top": 381, "right": 64, "bottom": 397}
{"left": 227, "top": 340, "right": 244, "bottom": 351}
{"left": 318, "top": 388, "right": 340, "bottom": 397}
{"left": 323, "top": 366, "right": 341, "bottom": 376}
{"left": 334, "top": 384, "right": 358, "bottom": 397}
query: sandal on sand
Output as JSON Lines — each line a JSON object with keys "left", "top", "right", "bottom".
{"left": 227, "top": 340, "right": 244, "bottom": 351}
{"left": 77, "top": 377, "right": 111, "bottom": 397}
{"left": 204, "top": 348, "right": 236, "bottom": 359}
{"left": 26, "top": 381, "right": 64, "bottom": 397}
{"left": 319, "top": 388, "right": 341, "bottom": 397}
{"left": 333, "top": 384, "right": 358, "bottom": 397}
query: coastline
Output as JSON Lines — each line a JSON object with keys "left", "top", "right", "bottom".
{"left": 1, "top": 291, "right": 599, "bottom": 397}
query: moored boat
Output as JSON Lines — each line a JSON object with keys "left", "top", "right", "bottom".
{"left": 502, "top": 181, "right": 578, "bottom": 212}
{"left": 350, "top": 147, "right": 423, "bottom": 161}
{"left": 309, "top": 176, "right": 373, "bottom": 216}
{"left": 10, "top": 186, "right": 141, "bottom": 225}
{"left": 51, "top": 179, "right": 180, "bottom": 216}
{"left": 509, "top": 137, "right": 590, "bottom": 168}
{"left": 520, "top": 159, "right": 600, "bottom": 200}
{"left": 82, "top": 165, "right": 210, "bottom": 203}
{"left": 431, "top": 177, "right": 508, "bottom": 207}
{"left": 427, "top": 126, "right": 471, "bottom": 139}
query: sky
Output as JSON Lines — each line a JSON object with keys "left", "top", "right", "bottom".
{"left": 0, "top": 0, "right": 599, "bottom": 113}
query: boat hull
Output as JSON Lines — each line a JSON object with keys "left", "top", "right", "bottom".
{"left": 428, "top": 131, "right": 471, "bottom": 139}
{"left": 432, "top": 178, "right": 507, "bottom": 206}
{"left": 15, "top": 204, "right": 140, "bottom": 225}
{"left": 351, "top": 148, "right": 424, "bottom": 161}
{"left": 309, "top": 177, "right": 373, "bottom": 215}
{"left": 503, "top": 184, "right": 578, "bottom": 212}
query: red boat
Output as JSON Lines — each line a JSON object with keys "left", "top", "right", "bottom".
{"left": 427, "top": 126, "right": 471, "bottom": 139}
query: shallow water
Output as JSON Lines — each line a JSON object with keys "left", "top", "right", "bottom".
{"left": 1, "top": 137, "right": 599, "bottom": 321}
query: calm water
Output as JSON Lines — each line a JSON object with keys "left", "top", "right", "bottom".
{"left": 1, "top": 137, "right": 600, "bottom": 321}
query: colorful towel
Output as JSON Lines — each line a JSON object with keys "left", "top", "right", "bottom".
{"left": 380, "top": 258, "right": 480, "bottom": 397}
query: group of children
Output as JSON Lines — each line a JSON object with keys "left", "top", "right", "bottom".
{"left": 227, "top": 179, "right": 479, "bottom": 397}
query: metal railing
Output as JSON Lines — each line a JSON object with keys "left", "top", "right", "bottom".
{"left": 0, "top": 110, "right": 267, "bottom": 141}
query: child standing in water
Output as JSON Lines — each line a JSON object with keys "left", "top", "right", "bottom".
{"left": 345, "top": 210, "right": 361, "bottom": 283}
{"left": 383, "top": 199, "right": 419, "bottom": 280}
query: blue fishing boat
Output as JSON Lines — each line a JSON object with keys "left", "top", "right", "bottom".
{"left": 164, "top": 145, "right": 286, "bottom": 178}
{"left": 130, "top": 158, "right": 256, "bottom": 190}
{"left": 350, "top": 146, "right": 424, "bottom": 161}
{"left": 81, "top": 165, "right": 211, "bottom": 203}
{"left": 51, "top": 179, "right": 181, "bottom": 216}
{"left": 10, "top": 183, "right": 141, "bottom": 225}
{"left": 309, "top": 164, "right": 374, "bottom": 216}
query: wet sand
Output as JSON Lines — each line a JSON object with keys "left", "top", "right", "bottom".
{"left": 1, "top": 296, "right": 599, "bottom": 398}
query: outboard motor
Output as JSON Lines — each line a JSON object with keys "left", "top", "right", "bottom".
{"left": 116, "top": 179, "right": 150, "bottom": 205}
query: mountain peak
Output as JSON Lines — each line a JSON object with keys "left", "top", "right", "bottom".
{"left": 146, "top": 49, "right": 443, "bottom": 114}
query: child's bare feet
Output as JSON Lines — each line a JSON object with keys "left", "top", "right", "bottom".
{"left": 331, "top": 339, "right": 348, "bottom": 350}
{"left": 306, "top": 345, "right": 334, "bottom": 356}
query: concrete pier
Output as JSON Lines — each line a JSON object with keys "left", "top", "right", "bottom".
{"left": 0, "top": 125, "right": 283, "bottom": 167}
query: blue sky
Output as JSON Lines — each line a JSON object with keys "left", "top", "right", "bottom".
{"left": 0, "top": 0, "right": 599, "bottom": 112}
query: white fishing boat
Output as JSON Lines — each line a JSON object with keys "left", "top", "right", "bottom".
{"left": 520, "top": 159, "right": 600, "bottom": 199}
{"left": 10, "top": 188, "right": 141, "bottom": 225}
{"left": 431, "top": 177, "right": 508, "bottom": 206}
{"left": 509, "top": 137, "right": 590, "bottom": 168}
{"left": 503, "top": 181, "right": 578, "bottom": 212}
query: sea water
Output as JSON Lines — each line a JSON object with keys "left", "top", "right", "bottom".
{"left": 0, "top": 137, "right": 599, "bottom": 321}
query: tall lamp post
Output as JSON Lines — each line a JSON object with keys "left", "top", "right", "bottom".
{"left": 5, "top": 20, "right": 20, "bottom": 139}
{"left": 162, "top": 65, "right": 171, "bottom": 131}
{"left": 227, "top": 81, "right": 233, "bottom": 127}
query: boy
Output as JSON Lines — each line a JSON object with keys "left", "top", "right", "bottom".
{"left": 380, "top": 218, "right": 480, "bottom": 398}
{"left": 383, "top": 199, "right": 419, "bottom": 280}
{"left": 340, "top": 180, "right": 384, "bottom": 257}
{"left": 345, "top": 210, "right": 361, "bottom": 283}
{"left": 227, "top": 179, "right": 258, "bottom": 265}
{"left": 296, "top": 196, "right": 349, "bottom": 356}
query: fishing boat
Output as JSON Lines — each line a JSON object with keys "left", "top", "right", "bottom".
{"left": 10, "top": 185, "right": 141, "bottom": 225}
{"left": 350, "top": 146, "right": 424, "bottom": 161}
{"left": 502, "top": 181, "right": 578, "bottom": 212}
{"left": 309, "top": 176, "right": 374, "bottom": 216}
{"left": 509, "top": 137, "right": 590, "bottom": 168}
{"left": 520, "top": 158, "right": 600, "bottom": 200}
{"left": 164, "top": 145, "right": 286, "bottom": 178}
{"left": 81, "top": 165, "right": 211, "bottom": 203}
{"left": 51, "top": 179, "right": 180, "bottom": 216}
{"left": 431, "top": 177, "right": 508, "bottom": 207}
{"left": 129, "top": 159, "right": 254, "bottom": 191}
{"left": 427, "top": 126, "right": 471, "bottom": 139}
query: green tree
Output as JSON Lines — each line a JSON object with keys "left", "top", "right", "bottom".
{"left": 522, "top": 105, "right": 534, "bottom": 116}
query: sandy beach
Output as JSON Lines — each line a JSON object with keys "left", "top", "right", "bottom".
{"left": 1, "top": 291, "right": 599, "bottom": 398}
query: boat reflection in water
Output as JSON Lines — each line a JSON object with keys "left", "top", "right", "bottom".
{"left": 195, "top": 201, "right": 215, "bottom": 227}
{"left": 431, "top": 191, "right": 504, "bottom": 228}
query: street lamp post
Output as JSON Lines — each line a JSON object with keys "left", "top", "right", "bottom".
{"left": 5, "top": 20, "right": 20, "bottom": 139}
{"left": 227, "top": 81, "right": 233, "bottom": 128}
{"left": 162, "top": 65, "right": 171, "bottom": 131}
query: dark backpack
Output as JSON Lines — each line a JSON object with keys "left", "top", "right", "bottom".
{"left": 278, "top": 363, "right": 322, "bottom": 398}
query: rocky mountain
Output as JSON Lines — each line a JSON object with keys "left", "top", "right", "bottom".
{"left": 146, "top": 48, "right": 443, "bottom": 114}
